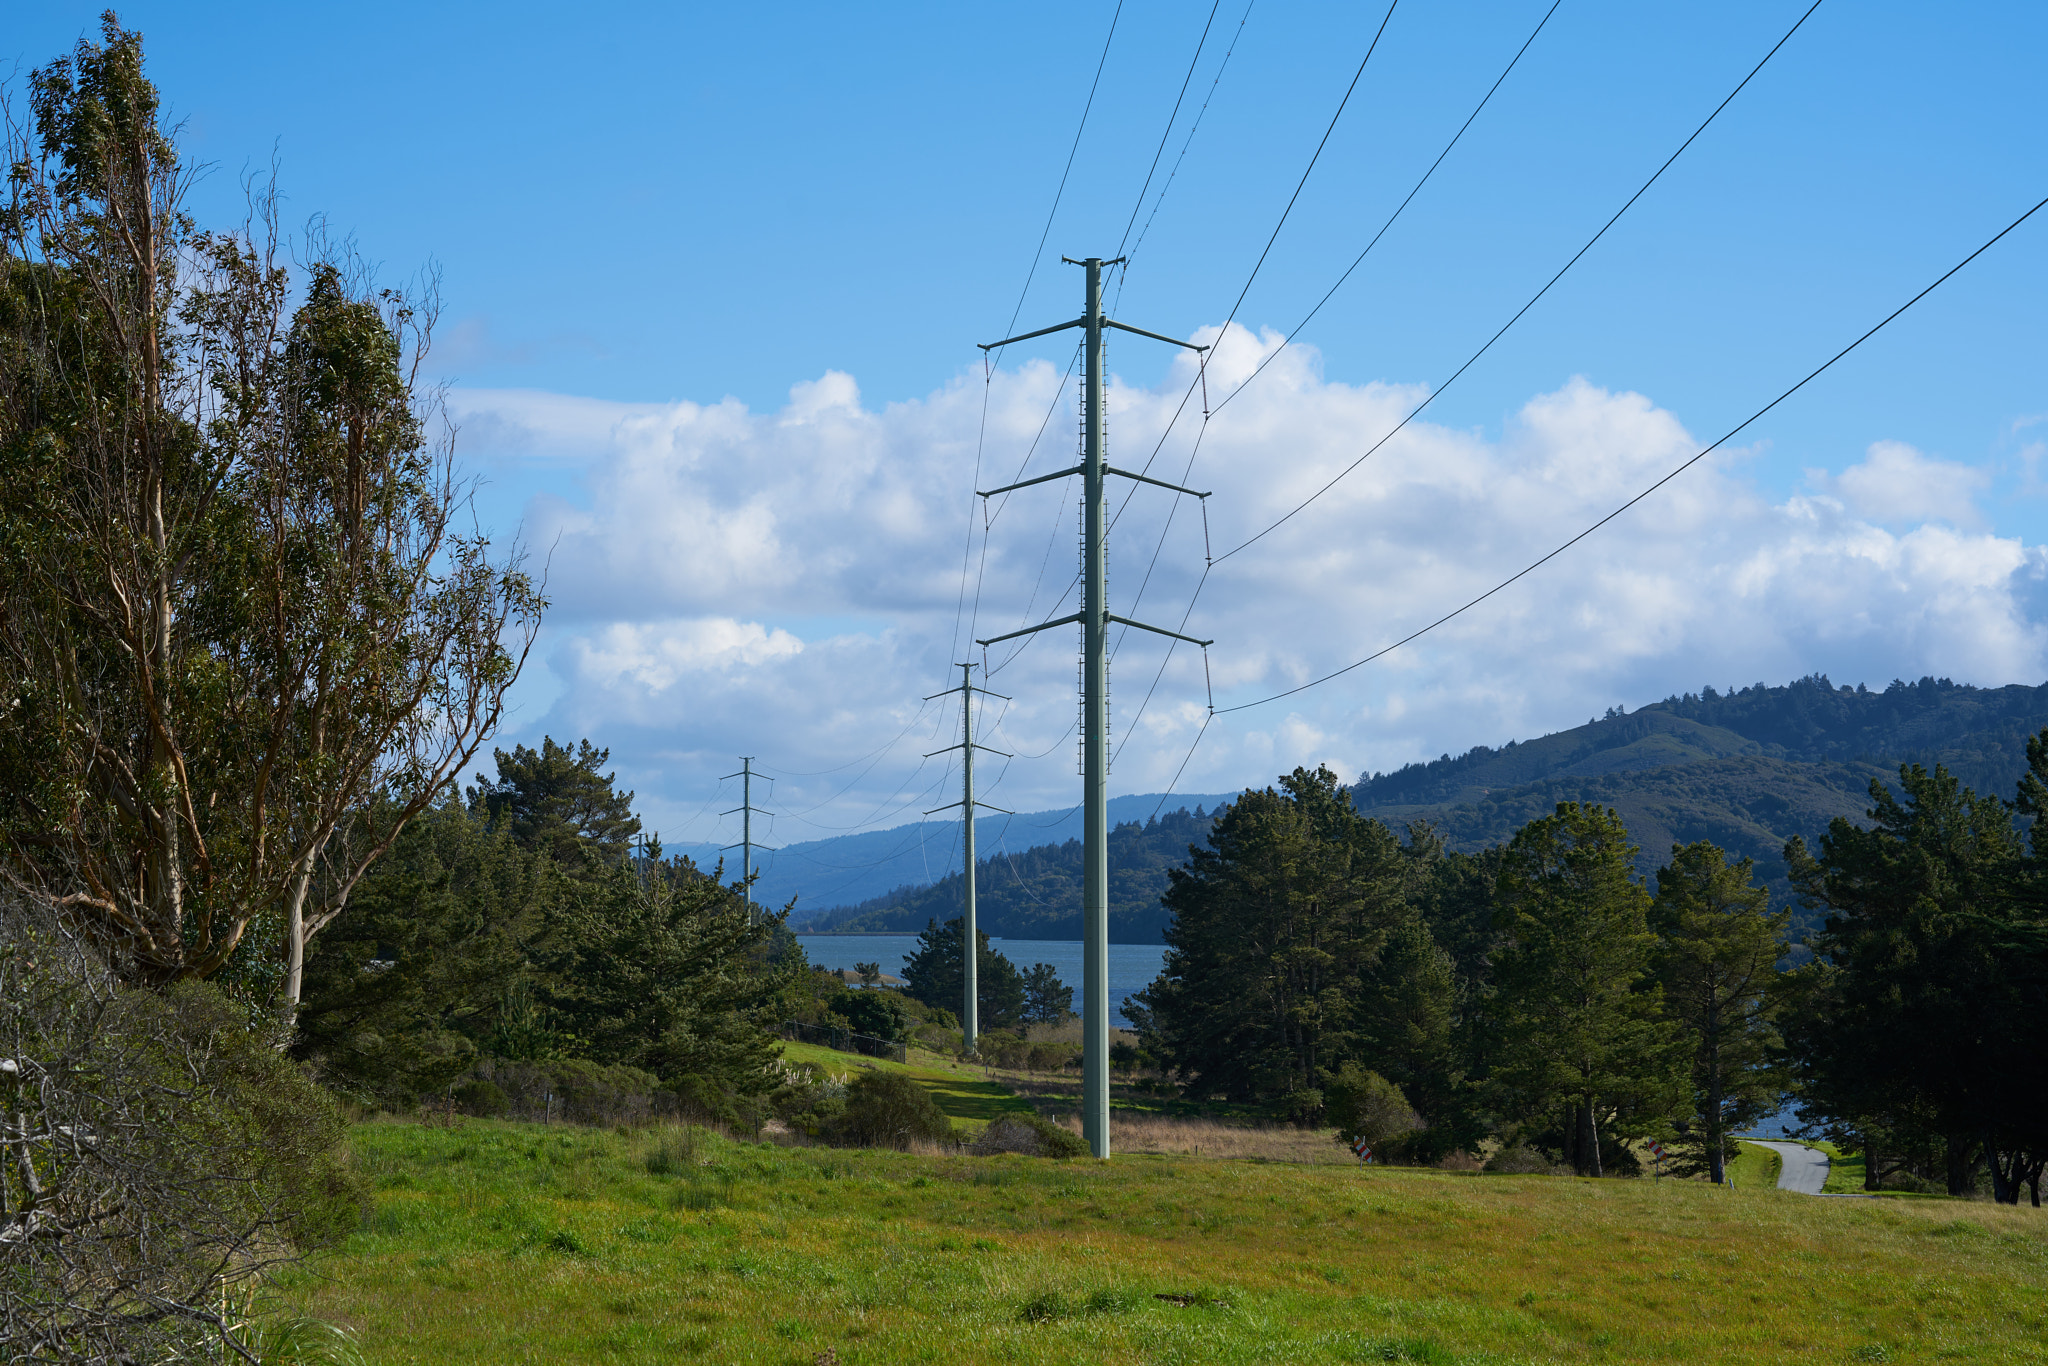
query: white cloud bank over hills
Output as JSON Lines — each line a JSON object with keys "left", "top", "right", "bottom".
{"left": 447, "top": 325, "right": 2047, "bottom": 848}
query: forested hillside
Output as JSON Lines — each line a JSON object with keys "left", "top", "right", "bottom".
{"left": 810, "top": 676, "right": 2048, "bottom": 948}
{"left": 804, "top": 807, "right": 1216, "bottom": 943}
{"left": 1352, "top": 675, "right": 2048, "bottom": 932}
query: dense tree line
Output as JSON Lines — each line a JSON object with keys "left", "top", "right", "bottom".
{"left": 1136, "top": 758, "right": 2048, "bottom": 1200}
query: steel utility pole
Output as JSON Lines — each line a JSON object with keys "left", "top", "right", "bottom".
{"left": 925, "top": 663, "right": 1011, "bottom": 1055}
{"left": 975, "top": 256, "right": 1212, "bottom": 1159}
{"left": 721, "top": 758, "right": 776, "bottom": 916}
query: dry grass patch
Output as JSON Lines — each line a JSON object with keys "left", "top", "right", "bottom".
{"left": 1105, "top": 1111, "right": 1354, "bottom": 1164}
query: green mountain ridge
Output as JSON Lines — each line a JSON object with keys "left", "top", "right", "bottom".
{"left": 812, "top": 675, "right": 2048, "bottom": 947}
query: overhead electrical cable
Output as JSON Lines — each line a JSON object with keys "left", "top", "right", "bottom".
{"left": 1115, "top": 0, "right": 1258, "bottom": 308}
{"left": 1212, "top": 191, "right": 2048, "bottom": 715}
{"left": 1115, "top": 0, "right": 1226, "bottom": 262}
{"left": 997, "top": 0, "right": 1127, "bottom": 353}
{"left": 1211, "top": 0, "right": 1827, "bottom": 565}
{"left": 1205, "top": 0, "right": 1565, "bottom": 423}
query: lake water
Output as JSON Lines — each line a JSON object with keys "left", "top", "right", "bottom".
{"left": 796, "top": 935, "right": 1166, "bottom": 1028}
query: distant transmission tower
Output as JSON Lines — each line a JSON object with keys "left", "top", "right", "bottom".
{"left": 721, "top": 757, "right": 776, "bottom": 916}
{"left": 925, "top": 663, "right": 1010, "bottom": 1054}
{"left": 976, "top": 256, "right": 1212, "bottom": 1158}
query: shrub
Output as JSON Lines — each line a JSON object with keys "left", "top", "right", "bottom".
{"left": 1324, "top": 1063, "right": 1423, "bottom": 1159}
{"left": 0, "top": 899, "right": 365, "bottom": 1363}
{"left": 476, "top": 1057, "right": 666, "bottom": 1125}
{"left": 830, "top": 1072, "right": 955, "bottom": 1149}
{"left": 970, "top": 1114, "right": 1088, "bottom": 1159}
{"left": 452, "top": 1078, "right": 509, "bottom": 1117}
{"left": 1484, "top": 1144, "right": 1566, "bottom": 1175}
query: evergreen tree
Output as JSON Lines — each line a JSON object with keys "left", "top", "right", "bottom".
{"left": 1650, "top": 842, "right": 1790, "bottom": 1183}
{"left": 1785, "top": 762, "right": 2039, "bottom": 1198}
{"left": 1355, "top": 921, "right": 1465, "bottom": 1156}
{"left": 1488, "top": 803, "right": 1681, "bottom": 1176}
{"left": 899, "top": 917, "right": 1027, "bottom": 1031}
{"left": 1139, "top": 766, "right": 1406, "bottom": 1116}
{"left": 535, "top": 853, "right": 794, "bottom": 1114}
{"left": 472, "top": 737, "right": 641, "bottom": 870}
{"left": 1021, "top": 963, "right": 1074, "bottom": 1024}
{"left": 292, "top": 799, "right": 563, "bottom": 1104}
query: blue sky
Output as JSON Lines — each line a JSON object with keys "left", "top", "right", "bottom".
{"left": 13, "top": 2, "right": 2046, "bottom": 858}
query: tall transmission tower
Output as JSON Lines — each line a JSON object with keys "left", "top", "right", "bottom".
{"left": 975, "top": 256, "right": 1212, "bottom": 1159}
{"left": 924, "top": 663, "right": 1011, "bottom": 1055}
{"left": 720, "top": 757, "right": 776, "bottom": 915}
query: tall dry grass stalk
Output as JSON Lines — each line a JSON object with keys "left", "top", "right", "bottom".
{"left": 1062, "top": 1112, "right": 1356, "bottom": 1164}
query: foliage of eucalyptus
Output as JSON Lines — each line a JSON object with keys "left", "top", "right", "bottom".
{"left": 0, "top": 16, "right": 542, "bottom": 1010}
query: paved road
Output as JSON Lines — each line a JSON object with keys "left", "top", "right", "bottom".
{"left": 1749, "top": 1140, "right": 1829, "bottom": 1194}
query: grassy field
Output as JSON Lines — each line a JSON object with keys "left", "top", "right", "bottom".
{"left": 280, "top": 1118, "right": 2048, "bottom": 1365}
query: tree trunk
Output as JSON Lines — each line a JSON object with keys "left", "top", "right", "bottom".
{"left": 1944, "top": 1133, "right": 1976, "bottom": 1198}
{"left": 1984, "top": 1132, "right": 2014, "bottom": 1204}
{"left": 1577, "top": 1099, "right": 1603, "bottom": 1178}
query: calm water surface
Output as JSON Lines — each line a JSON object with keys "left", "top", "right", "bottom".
{"left": 795, "top": 935, "right": 1166, "bottom": 1028}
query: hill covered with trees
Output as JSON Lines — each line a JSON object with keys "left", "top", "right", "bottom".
{"left": 802, "top": 806, "right": 1216, "bottom": 943}
{"left": 1351, "top": 675, "right": 2048, "bottom": 930}
{"left": 808, "top": 676, "right": 2048, "bottom": 945}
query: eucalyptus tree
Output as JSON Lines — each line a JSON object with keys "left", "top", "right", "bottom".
{"left": 0, "top": 18, "right": 541, "bottom": 1010}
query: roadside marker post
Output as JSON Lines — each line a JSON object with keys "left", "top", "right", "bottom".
{"left": 1352, "top": 1137, "right": 1372, "bottom": 1165}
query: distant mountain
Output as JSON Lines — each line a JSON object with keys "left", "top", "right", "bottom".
{"left": 665, "top": 792, "right": 1237, "bottom": 919}
{"left": 1352, "top": 674, "right": 2048, "bottom": 934}
{"left": 724, "top": 676, "right": 2048, "bottom": 949}
{"left": 800, "top": 806, "right": 1216, "bottom": 944}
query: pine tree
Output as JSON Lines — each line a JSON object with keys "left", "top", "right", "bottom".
{"left": 899, "top": 918, "right": 1027, "bottom": 1031}
{"left": 1650, "top": 842, "right": 1790, "bottom": 1183}
{"left": 1139, "top": 766, "right": 1406, "bottom": 1115}
{"left": 472, "top": 737, "right": 641, "bottom": 870}
{"left": 1489, "top": 803, "right": 1681, "bottom": 1176}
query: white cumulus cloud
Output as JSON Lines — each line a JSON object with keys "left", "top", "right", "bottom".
{"left": 445, "top": 335, "right": 2048, "bottom": 852}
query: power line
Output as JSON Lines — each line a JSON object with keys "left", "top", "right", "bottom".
{"left": 1212, "top": 0, "right": 1828, "bottom": 566}
{"left": 996, "top": 0, "right": 1127, "bottom": 353}
{"left": 1213, "top": 190, "right": 2048, "bottom": 715}
{"left": 1205, "top": 0, "right": 1564, "bottom": 423}
{"left": 1115, "top": 0, "right": 1258, "bottom": 305}
{"left": 1218, "top": 0, "right": 1401, "bottom": 335}
{"left": 1114, "top": 0, "right": 1225, "bottom": 262}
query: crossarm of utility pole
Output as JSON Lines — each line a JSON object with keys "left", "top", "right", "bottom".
{"left": 1105, "top": 613, "right": 1213, "bottom": 647}
{"left": 979, "top": 317, "right": 1086, "bottom": 351}
{"left": 979, "top": 464, "right": 1083, "bottom": 499}
{"left": 926, "top": 799, "right": 1015, "bottom": 816}
{"left": 924, "top": 742, "right": 1014, "bottom": 759}
{"left": 1104, "top": 319, "right": 1209, "bottom": 352}
{"left": 1104, "top": 466, "right": 1209, "bottom": 498}
{"left": 976, "top": 612, "right": 1082, "bottom": 648}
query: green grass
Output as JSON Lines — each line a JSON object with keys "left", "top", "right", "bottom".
{"left": 283, "top": 1119, "right": 2048, "bottom": 1365}
{"left": 1814, "top": 1140, "right": 1870, "bottom": 1194}
{"left": 780, "top": 1039, "right": 1036, "bottom": 1129}
{"left": 1724, "top": 1140, "right": 1782, "bottom": 1192}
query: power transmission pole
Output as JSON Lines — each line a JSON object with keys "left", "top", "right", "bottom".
{"left": 975, "top": 256, "right": 1213, "bottom": 1159}
{"left": 721, "top": 758, "right": 776, "bottom": 916}
{"left": 925, "top": 663, "right": 1011, "bottom": 1055}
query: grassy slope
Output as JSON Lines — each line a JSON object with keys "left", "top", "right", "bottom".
{"left": 285, "top": 1120, "right": 2048, "bottom": 1366}
{"left": 1725, "top": 1141, "right": 1783, "bottom": 1192}
{"left": 779, "top": 1039, "right": 1035, "bottom": 1129}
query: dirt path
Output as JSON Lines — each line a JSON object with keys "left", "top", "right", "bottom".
{"left": 1749, "top": 1139, "right": 1829, "bottom": 1194}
